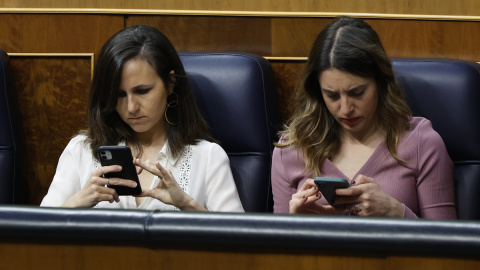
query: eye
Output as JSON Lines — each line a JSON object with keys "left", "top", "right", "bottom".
{"left": 349, "top": 90, "right": 365, "bottom": 97}
{"left": 135, "top": 88, "right": 151, "bottom": 95}
{"left": 326, "top": 92, "right": 340, "bottom": 100}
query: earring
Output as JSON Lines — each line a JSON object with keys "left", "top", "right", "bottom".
{"left": 165, "top": 92, "right": 179, "bottom": 126}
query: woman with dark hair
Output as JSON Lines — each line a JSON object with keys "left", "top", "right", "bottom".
{"left": 41, "top": 25, "right": 244, "bottom": 212}
{"left": 272, "top": 17, "right": 456, "bottom": 219}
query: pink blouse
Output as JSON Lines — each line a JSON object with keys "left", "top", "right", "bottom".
{"left": 271, "top": 117, "right": 457, "bottom": 219}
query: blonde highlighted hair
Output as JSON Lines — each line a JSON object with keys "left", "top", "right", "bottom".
{"left": 277, "top": 17, "right": 411, "bottom": 176}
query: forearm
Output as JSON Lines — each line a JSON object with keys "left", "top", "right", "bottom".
{"left": 177, "top": 196, "right": 207, "bottom": 211}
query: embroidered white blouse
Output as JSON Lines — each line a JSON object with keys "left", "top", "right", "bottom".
{"left": 40, "top": 135, "right": 245, "bottom": 212}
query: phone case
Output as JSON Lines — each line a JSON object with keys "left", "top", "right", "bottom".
{"left": 314, "top": 177, "right": 350, "bottom": 207}
{"left": 97, "top": 146, "right": 142, "bottom": 196}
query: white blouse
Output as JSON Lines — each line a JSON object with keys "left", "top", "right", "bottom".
{"left": 41, "top": 135, "right": 245, "bottom": 212}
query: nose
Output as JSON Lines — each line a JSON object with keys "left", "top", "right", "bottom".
{"left": 340, "top": 96, "right": 354, "bottom": 116}
{"left": 127, "top": 94, "right": 139, "bottom": 113}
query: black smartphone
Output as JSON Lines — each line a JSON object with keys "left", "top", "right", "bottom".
{"left": 97, "top": 146, "right": 142, "bottom": 196}
{"left": 314, "top": 177, "right": 350, "bottom": 207}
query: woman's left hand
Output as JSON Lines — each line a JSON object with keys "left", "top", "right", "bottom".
{"left": 335, "top": 174, "right": 404, "bottom": 217}
{"left": 133, "top": 159, "right": 206, "bottom": 211}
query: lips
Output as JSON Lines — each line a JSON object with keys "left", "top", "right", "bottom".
{"left": 129, "top": 116, "right": 145, "bottom": 122}
{"left": 341, "top": 117, "right": 360, "bottom": 125}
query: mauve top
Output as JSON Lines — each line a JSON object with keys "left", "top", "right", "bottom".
{"left": 271, "top": 117, "right": 457, "bottom": 219}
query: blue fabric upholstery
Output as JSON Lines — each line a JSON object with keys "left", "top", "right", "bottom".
{"left": 392, "top": 58, "right": 480, "bottom": 220}
{"left": 0, "top": 49, "right": 22, "bottom": 204}
{"left": 178, "top": 53, "right": 280, "bottom": 212}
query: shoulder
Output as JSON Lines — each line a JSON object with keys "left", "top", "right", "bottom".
{"left": 407, "top": 117, "right": 444, "bottom": 143}
{"left": 273, "top": 135, "right": 301, "bottom": 160}
{"left": 399, "top": 117, "right": 448, "bottom": 160}
{"left": 191, "top": 140, "right": 228, "bottom": 158}
{"left": 64, "top": 134, "right": 91, "bottom": 153}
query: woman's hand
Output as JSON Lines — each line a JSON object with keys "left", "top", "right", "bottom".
{"left": 289, "top": 178, "right": 342, "bottom": 214}
{"left": 133, "top": 159, "right": 206, "bottom": 211}
{"left": 62, "top": 165, "right": 138, "bottom": 208}
{"left": 335, "top": 175, "right": 404, "bottom": 217}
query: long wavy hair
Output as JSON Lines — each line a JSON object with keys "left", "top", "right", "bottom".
{"left": 277, "top": 16, "right": 411, "bottom": 176}
{"left": 81, "top": 25, "right": 213, "bottom": 159}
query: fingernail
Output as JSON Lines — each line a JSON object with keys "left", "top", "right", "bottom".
{"left": 351, "top": 181, "right": 356, "bottom": 186}
{"left": 302, "top": 195, "right": 305, "bottom": 199}
{"left": 316, "top": 193, "right": 319, "bottom": 197}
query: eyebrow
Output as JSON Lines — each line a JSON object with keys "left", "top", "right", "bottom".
{"left": 321, "top": 84, "right": 367, "bottom": 93}
{"left": 118, "top": 84, "right": 153, "bottom": 91}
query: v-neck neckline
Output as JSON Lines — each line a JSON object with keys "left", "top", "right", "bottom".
{"left": 322, "top": 139, "right": 389, "bottom": 181}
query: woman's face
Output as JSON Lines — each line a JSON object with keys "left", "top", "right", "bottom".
{"left": 116, "top": 58, "right": 172, "bottom": 135}
{"left": 318, "top": 68, "right": 379, "bottom": 138}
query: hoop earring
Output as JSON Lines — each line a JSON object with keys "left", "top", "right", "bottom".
{"left": 165, "top": 92, "right": 179, "bottom": 126}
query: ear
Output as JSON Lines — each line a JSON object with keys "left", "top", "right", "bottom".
{"left": 168, "top": 70, "right": 176, "bottom": 94}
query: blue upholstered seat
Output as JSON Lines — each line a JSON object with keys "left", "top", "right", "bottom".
{"left": 179, "top": 52, "right": 280, "bottom": 212}
{"left": 0, "top": 48, "right": 23, "bottom": 204}
{"left": 393, "top": 58, "right": 480, "bottom": 220}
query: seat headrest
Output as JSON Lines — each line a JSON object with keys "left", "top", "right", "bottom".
{"left": 179, "top": 52, "right": 279, "bottom": 154}
{"left": 393, "top": 59, "right": 480, "bottom": 162}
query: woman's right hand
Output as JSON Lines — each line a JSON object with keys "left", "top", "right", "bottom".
{"left": 61, "top": 165, "right": 138, "bottom": 208}
{"left": 289, "top": 178, "right": 342, "bottom": 214}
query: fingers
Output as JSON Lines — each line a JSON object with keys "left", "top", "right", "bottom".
{"left": 335, "top": 175, "right": 376, "bottom": 197}
{"left": 86, "top": 184, "right": 120, "bottom": 204}
{"left": 94, "top": 164, "right": 122, "bottom": 177}
{"left": 354, "top": 174, "right": 375, "bottom": 185}
{"left": 289, "top": 182, "right": 323, "bottom": 213}
{"left": 103, "top": 177, "right": 138, "bottom": 188}
{"left": 298, "top": 178, "right": 317, "bottom": 191}
{"left": 134, "top": 159, "right": 161, "bottom": 177}
{"left": 289, "top": 195, "right": 309, "bottom": 213}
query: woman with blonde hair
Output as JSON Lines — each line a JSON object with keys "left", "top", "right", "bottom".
{"left": 272, "top": 17, "right": 456, "bottom": 219}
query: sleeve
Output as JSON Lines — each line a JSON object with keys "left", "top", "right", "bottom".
{"left": 40, "top": 139, "right": 83, "bottom": 207}
{"left": 271, "top": 146, "right": 295, "bottom": 214}
{"left": 204, "top": 143, "right": 244, "bottom": 212}
{"left": 414, "top": 120, "right": 457, "bottom": 219}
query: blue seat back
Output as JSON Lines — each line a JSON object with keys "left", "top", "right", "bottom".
{"left": 0, "top": 49, "right": 22, "bottom": 204}
{"left": 393, "top": 58, "right": 480, "bottom": 220}
{"left": 179, "top": 53, "right": 280, "bottom": 212}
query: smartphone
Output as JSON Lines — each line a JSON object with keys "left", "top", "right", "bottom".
{"left": 97, "top": 146, "right": 142, "bottom": 196}
{"left": 314, "top": 177, "right": 350, "bottom": 207}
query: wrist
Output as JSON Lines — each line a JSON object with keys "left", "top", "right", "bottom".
{"left": 178, "top": 196, "right": 206, "bottom": 211}
{"left": 388, "top": 200, "right": 404, "bottom": 217}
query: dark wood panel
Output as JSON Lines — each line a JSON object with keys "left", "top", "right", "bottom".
{"left": 125, "top": 16, "right": 480, "bottom": 62}
{"left": 271, "top": 18, "right": 331, "bottom": 57}
{"left": 270, "top": 61, "right": 305, "bottom": 122}
{"left": 2, "top": 0, "right": 480, "bottom": 16}
{"left": 272, "top": 18, "right": 480, "bottom": 61}
{"left": 368, "top": 19, "right": 480, "bottom": 60}
{"left": 0, "top": 14, "right": 124, "bottom": 54}
{"left": 10, "top": 57, "right": 91, "bottom": 205}
{"left": 1, "top": 241, "right": 480, "bottom": 269}
{"left": 126, "top": 16, "right": 272, "bottom": 55}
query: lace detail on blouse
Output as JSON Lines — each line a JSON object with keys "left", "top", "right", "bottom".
{"left": 178, "top": 145, "right": 193, "bottom": 193}
{"left": 171, "top": 145, "right": 193, "bottom": 211}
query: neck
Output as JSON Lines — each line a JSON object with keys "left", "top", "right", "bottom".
{"left": 341, "top": 123, "right": 384, "bottom": 146}
{"left": 136, "top": 125, "right": 167, "bottom": 149}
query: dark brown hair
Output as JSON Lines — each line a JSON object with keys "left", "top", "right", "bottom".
{"left": 82, "top": 25, "right": 213, "bottom": 159}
